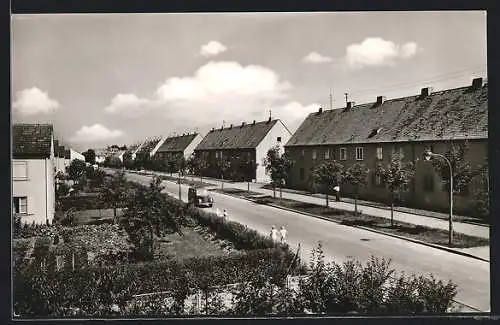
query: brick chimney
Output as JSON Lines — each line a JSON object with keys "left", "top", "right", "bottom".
{"left": 376, "top": 96, "right": 386, "bottom": 105}
{"left": 471, "top": 77, "right": 483, "bottom": 89}
{"left": 252, "top": 120, "right": 256, "bottom": 125}
{"left": 420, "top": 87, "right": 433, "bottom": 98}
{"left": 318, "top": 107, "right": 323, "bottom": 113}
{"left": 346, "top": 101, "right": 355, "bottom": 109}
{"left": 241, "top": 122, "right": 246, "bottom": 127}
{"left": 229, "top": 124, "right": 233, "bottom": 129}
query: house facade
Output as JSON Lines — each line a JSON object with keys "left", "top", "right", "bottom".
{"left": 54, "top": 143, "right": 67, "bottom": 174}
{"left": 13, "top": 124, "right": 56, "bottom": 225}
{"left": 285, "top": 78, "right": 488, "bottom": 215}
{"left": 194, "top": 118, "right": 292, "bottom": 183}
{"left": 155, "top": 133, "right": 204, "bottom": 161}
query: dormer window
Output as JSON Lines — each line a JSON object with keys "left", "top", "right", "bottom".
{"left": 368, "top": 127, "right": 382, "bottom": 139}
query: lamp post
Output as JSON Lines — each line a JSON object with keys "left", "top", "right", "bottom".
{"left": 423, "top": 148, "right": 454, "bottom": 246}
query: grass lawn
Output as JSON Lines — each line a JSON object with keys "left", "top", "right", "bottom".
{"left": 155, "top": 227, "right": 231, "bottom": 261}
{"left": 245, "top": 195, "right": 488, "bottom": 249}
{"left": 161, "top": 175, "right": 217, "bottom": 188}
{"left": 212, "top": 188, "right": 263, "bottom": 198}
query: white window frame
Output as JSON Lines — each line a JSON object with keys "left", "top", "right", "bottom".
{"left": 300, "top": 149, "right": 305, "bottom": 157}
{"left": 13, "top": 196, "right": 28, "bottom": 214}
{"left": 13, "top": 161, "right": 28, "bottom": 181}
{"left": 324, "top": 149, "right": 330, "bottom": 160}
{"left": 339, "top": 148, "right": 347, "bottom": 161}
{"left": 356, "top": 147, "right": 364, "bottom": 161}
{"left": 376, "top": 147, "right": 383, "bottom": 160}
{"left": 312, "top": 149, "right": 317, "bottom": 160}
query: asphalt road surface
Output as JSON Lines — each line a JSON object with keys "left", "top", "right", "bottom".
{"left": 122, "top": 171, "right": 490, "bottom": 312}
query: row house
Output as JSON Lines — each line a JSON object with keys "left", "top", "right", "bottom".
{"left": 194, "top": 118, "right": 292, "bottom": 183}
{"left": 12, "top": 124, "right": 56, "bottom": 225}
{"left": 284, "top": 78, "right": 488, "bottom": 215}
{"left": 154, "top": 133, "right": 203, "bottom": 162}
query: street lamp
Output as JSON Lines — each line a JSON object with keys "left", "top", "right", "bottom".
{"left": 423, "top": 148, "right": 454, "bottom": 246}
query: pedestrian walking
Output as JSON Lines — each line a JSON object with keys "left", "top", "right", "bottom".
{"left": 270, "top": 225, "right": 278, "bottom": 242}
{"left": 279, "top": 226, "right": 287, "bottom": 244}
{"left": 334, "top": 184, "right": 341, "bottom": 202}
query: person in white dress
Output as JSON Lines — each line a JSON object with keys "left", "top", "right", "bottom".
{"left": 270, "top": 225, "right": 278, "bottom": 242}
{"left": 279, "top": 226, "right": 287, "bottom": 243}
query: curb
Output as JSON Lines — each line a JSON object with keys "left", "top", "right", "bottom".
{"left": 261, "top": 186, "right": 489, "bottom": 228}
{"left": 213, "top": 190, "right": 489, "bottom": 263}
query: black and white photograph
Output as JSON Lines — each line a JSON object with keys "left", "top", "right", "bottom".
{"left": 11, "top": 10, "right": 489, "bottom": 318}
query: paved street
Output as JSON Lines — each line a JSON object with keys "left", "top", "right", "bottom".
{"left": 124, "top": 171, "right": 490, "bottom": 312}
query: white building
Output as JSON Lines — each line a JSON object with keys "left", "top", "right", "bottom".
{"left": 13, "top": 124, "right": 56, "bottom": 225}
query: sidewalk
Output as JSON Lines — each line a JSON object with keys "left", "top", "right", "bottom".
{"left": 132, "top": 170, "right": 490, "bottom": 240}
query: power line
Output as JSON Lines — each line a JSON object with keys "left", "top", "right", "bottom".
{"left": 349, "top": 65, "right": 487, "bottom": 97}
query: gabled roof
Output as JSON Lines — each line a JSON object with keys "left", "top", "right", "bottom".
{"left": 157, "top": 133, "right": 199, "bottom": 153}
{"left": 13, "top": 124, "right": 54, "bottom": 159}
{"left": 137, "top": 138, "right": 162, "bottom": 155}
{"left": 195, "top": 119, "right": 280, "bottom": 150}
{"left": 286, "top": 83, "right": 488, "bottom": 147}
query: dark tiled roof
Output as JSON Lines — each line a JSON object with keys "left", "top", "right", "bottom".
{"left": 286, "top": 84, "right": 488, "bottom": 147}
{"left": 13, "top": 124, "right": 53, "bottom": 159}
{"left": 157, "top": 134, "right": 199, "bottom": 153}
{"left": 195, "top": 119, "right": 278, "bottom": 150}
{"left": 137, "top": 138, "right": 162, "bottom": 155}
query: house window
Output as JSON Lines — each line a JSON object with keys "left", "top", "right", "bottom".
{"left": 340, "top": 148, "right": 347, "bottom": 160}
{"left": 376, "top": 147, "right": 383, "bottom": 160}
{"left": 356, "top": 147, "right": 364, "bottom": 161}
{"left": 423, "top": 174, "right": 434, "bottom": 192}
{"left": 312, "top": 149, "right": 317, "bottom": 160}
{"left": 277, "top": 137, "right": 282, "bottom": 142}
{"left": 300, "top": 168, "right": 305, "bottom": 181}
{"left": 13, "top": 196, "right": 27, "bottom": 214}
{"left": 13, "top": 161, "right": 28, "bottom": 180}
{"left": 324, "top": 149, "right": 330, "bottom": 160}
{"left": 300, "top": 149, "right": 305, "bottom": 160}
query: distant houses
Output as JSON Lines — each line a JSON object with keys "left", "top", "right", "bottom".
{"left": 194, "top": 118, "right": 292, "bottom": 183}
{"left": 155, "top": 133, "right": 203, "bottom": 161}
{"left": 12, "top": 124, "right": 56, "bottom": 225}
{"left": 284, "top": 78, "right": 488, "bottom": 215}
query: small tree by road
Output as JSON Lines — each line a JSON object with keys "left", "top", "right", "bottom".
{"left": 344, "top": 162, "right": 369, "bottom": 214}
{"left": 312, "top": 161, "right": 344, "bottom": 207}
{"left": 187, "top": 154, "right": 198, "bottom": 182}
{"left": 216, "top": 155, "right": 232, "bottom": 190}
{"left": 100, "top": 169, "right": 130, "bottom": 224}
{"left": 240, "top": 156, "right": 258, "bottom": 192}
{"left": 263, "top": 146, "right": 294, "bottom": 202}
{"left": 82, "top": 149, "right": 96, "bottom": 165}
{"left": 166, "top": 155, "right": 179, "bottom": 176}
{"left": 377, "top": 152, "right": 416, "bottom": 226}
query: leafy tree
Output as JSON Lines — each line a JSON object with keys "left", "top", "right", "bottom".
{"left": 186, "top": 154, "right": 198, "bottom": 182}
{"left": 121, "top": 176, "right": 184, "bottom": 260}
{"left": 216, "top": 155, "right": 232, "bottom": 189}
{"left": 311, "top": 160, "right": 344, "bottom": 207}
{"left": 240, "top": 157, "right": 258, "bottom": 192}
{"left": 82, "top": 149, "right": 96, "bottom": 165}
{"left": 100, "top": 170, "right": 130, "bottom": 224}
{"left": 377, "top": 152, "right": 416, "bottom": 226}
{"left": 197, "top": 156, "right": 209, "bottom": 184}
{"left": 166, "top": 155, "right": 179, "bottom": 176}
{"left": 344, "top": 162, "right": 369, "bottom": 214}
{"left": 104, "top": 156, "right": 122, "bottom": 169}
{"left": 56, "top": 182, "right": 70, "bottom": 198}
{"left": 263, "top": 146, "right": 295, "bottom": 202}
{"left": 178, "top": 156, "right": 187, "bottom": 178}
{"left": 473, "top": 161, "right": 489, "bottom": 219}
{"left": 66, "top": 159, "right": 87, "bottom": 186}
{"left": 431, "top": 140, "right": 479, "bottom": 198}
{"left": 122, "top": 151, "right": 134, "bottom": 170}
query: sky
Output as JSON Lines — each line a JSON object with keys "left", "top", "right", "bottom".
{"left": 11, "top": 11, "right": 487, "bottom": 152}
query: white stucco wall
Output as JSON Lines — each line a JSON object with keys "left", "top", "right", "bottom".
{"left": 183, "top": 134, "right": 204, "bottom": 159}
{"left": 255, "top": 120, "right": 292, "bottom": 183}
{"left": 13, "top": 158, "right": 55, "bottom": 225}
{"left": 70, "top": 149, "right": 85, "bottom": 162}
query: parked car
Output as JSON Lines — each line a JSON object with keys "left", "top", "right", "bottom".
{"left": 188, "top": 186, "right": 213, "bottom": 207}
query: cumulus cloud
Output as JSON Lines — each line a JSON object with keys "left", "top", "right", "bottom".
{"left": 103, "top": 93, "right": 153, "bottom": 117}
{"left": 12, "top": 87, "right": 60, "bottom": 115}
{"left": 200, "top": 41, "right": 228, "bottom": 57}
{"left": 345, "top": 38, "right": 420, "bottom": 68}
{"left": 156, "top": 61, "right": 292, "bottom": 102}
{"left": 302, "top": 51, "right": 333, "bottom": 64}
{"left": 103, "top": 60, "right": 312, "bottom": 133}
{"left": 70, "top": 124, "right": 125, "bottom": 143}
